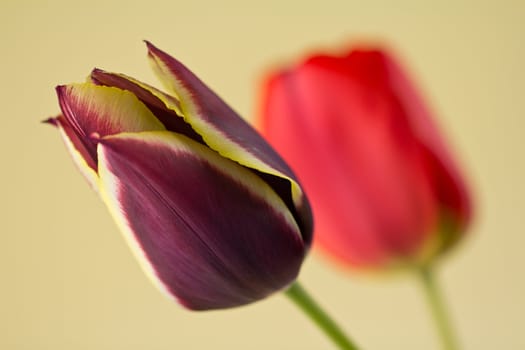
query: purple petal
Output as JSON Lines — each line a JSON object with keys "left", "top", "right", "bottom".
{"left": 145, "top": 41, "right": 313, "bottom": 245}
{"left": 56, "top": 83, "right": 165, "bottom": 168}
{"left": 90, "top": 69, "right": 205, "bottom": 144}
{"left": 97, "top": 131, "right": 306, "bottom": 310}
{"left": 45, "top": 115, "right": 99, "bottom": 189}
{"left": 46, "top": 115, "right": 97, "bottom": 171}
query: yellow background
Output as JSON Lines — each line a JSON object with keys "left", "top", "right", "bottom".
{"left": 2, "top": 0, "right": 523, "bottom": 349}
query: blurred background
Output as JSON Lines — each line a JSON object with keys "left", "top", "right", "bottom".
{"left": 2, "top": 0, "right": 523, "bottom": 349}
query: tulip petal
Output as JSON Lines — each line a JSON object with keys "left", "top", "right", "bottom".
{"left": 384, "top": 55, "right": 472, "bottom": 234}
{"left": 260, "top": 49, "right": 472, "bottom": 266}
{"left": 96, "top": 131, "right": 305, "bottom": 310}
{"left": 45, "top": 115, "right": 98, "bottom": 189}
{"left": 56, "top": 83, "right": 165, "bottom": 167}
{"left": 90, "top": 69, "right": 205, "bottom": 144}
{"left": 145, "top": 42, "right": 312, "bottom": 243}
{"left": 261, "top": 54, "right": 441, "bottom": 266}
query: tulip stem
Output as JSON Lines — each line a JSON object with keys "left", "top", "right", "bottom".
{"left": 417, "top": 266, "right": 460, "bottom": 350}
{"left": 285, "top": 281, "right": 360, "bottom": 350}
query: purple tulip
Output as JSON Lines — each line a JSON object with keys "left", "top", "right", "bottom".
{"left": 47, "top": 42, "right": 312, "bottom": 310}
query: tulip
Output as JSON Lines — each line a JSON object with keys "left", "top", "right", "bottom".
{"left": 258, "top": 47, "right": 472, "bottom": 350}
{"left": 46, "top": 42, "right": 314, "bottom": 311}
{"left": 259, "top": 48, "right": 471, "bottom": 269}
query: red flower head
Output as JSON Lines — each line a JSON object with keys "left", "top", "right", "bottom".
{"left": 259, "top": 47, "right": 472, "bottom": 268}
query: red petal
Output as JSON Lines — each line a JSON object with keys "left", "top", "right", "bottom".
{"left": 260, "top": 49, "right": 471, "bottom": 266}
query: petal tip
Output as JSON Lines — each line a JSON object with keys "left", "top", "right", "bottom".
{"left": 90, "top": 67, "right": 105, "bottom": 77}
{"left": 42, "top": 117, "right": 59, "bottom": 126}
{"left": 90, "top": 68, "right": 107, "bottom": 84}
{"left": 144, "top": 40, "right": 157, "bottom": 57}
{"left": 144, "top": 41, "right": 177, "bottom": 66}
{"left": 55, "top": 85, "right": 68, "bottom": 99}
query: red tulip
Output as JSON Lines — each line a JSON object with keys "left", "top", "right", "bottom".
{"left": 259, "top": 48, "right": 471, "bottom": 268}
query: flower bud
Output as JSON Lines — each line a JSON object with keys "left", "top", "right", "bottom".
{"left": 259, "top": 48, "right": 471, "bottom": 268}
{"left": 47, "top": 42, "right": 312, "bottom": 310}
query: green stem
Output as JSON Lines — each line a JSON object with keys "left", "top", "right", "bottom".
{"left": 417, "top": 266, "right": 460, "bottom": 350}
{"left": 285, "top": 281, "right": 360, "bottom": 350}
